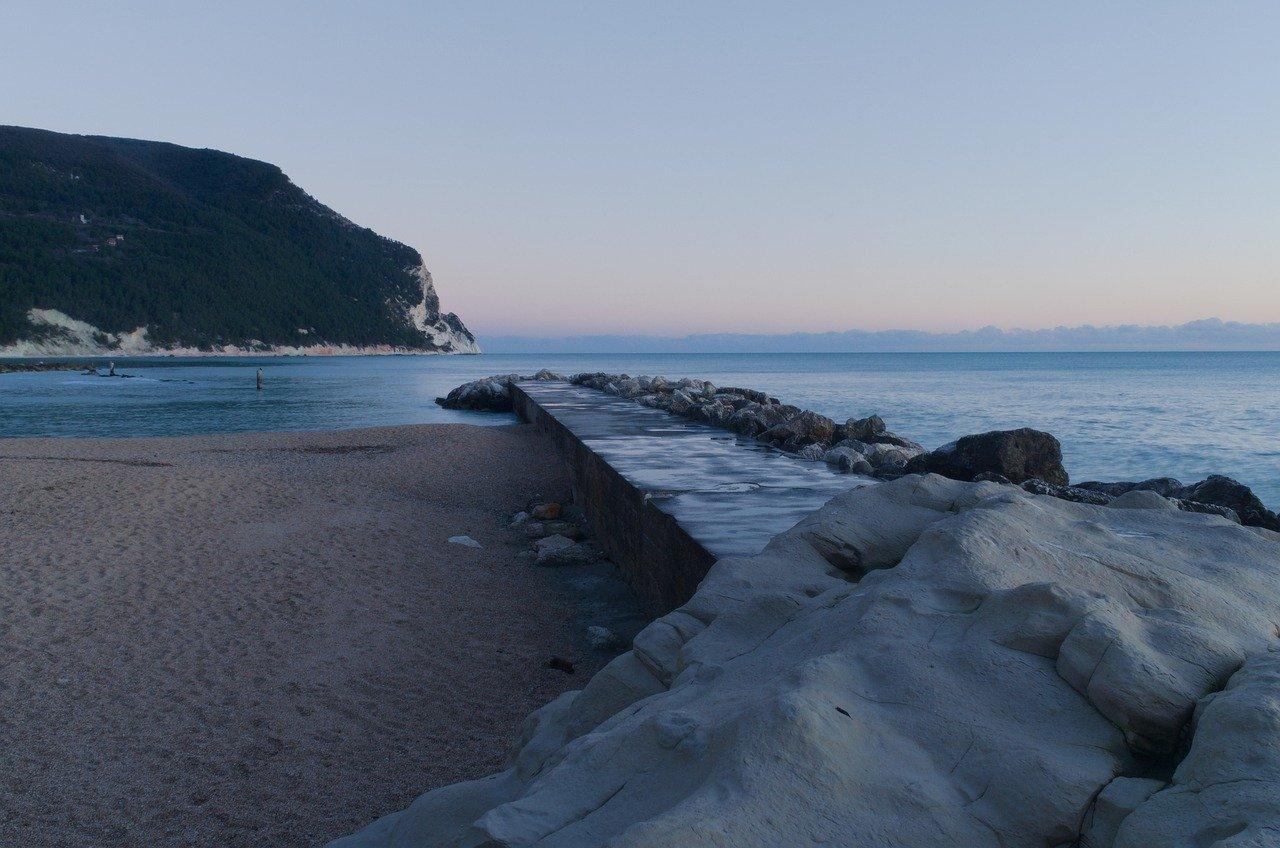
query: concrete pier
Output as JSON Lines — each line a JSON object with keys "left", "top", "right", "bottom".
{"left": 512, "top": 380, "right": 873, "bottom": 612}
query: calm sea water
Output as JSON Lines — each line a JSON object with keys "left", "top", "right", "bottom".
{"left": 2, "top": 352, "right": 1277, "bottom": 506}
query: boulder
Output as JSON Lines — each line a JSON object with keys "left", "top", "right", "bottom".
{"left": 906, "top": 428, "right": 1069, "bottom": 486}
{"left": 1075, "top": 477, "right": 1184, "bottom": 499}
{"left": 1170, "top": 498, "right": 1240, "bottom": 523}
{"left": 436, "top": 371, "right": 565, "bottom": 411}
{"left": 761, "top": 410, "right": 837, "bottom": 449}
{"left": 1022, "top": 478, "right": 1114, "bottom": 506}
{"left": 435, "top": 376, "right": 516, "bottom": 411}
{"left": 332, "top": 475, "right": 1280, "bottom": 848}
{"left": 796, "top": 443, "right": 827, "bottom": 461}
{"left": 840, "top": 439, "right": 919, "bottom": 474}
{"left": 668, "top": 391, "right": 695, "bottom": 415}
{"left": 843, "top": 414, "right": 922, "bottom": 451}
{"left": 823, "top": 446, "right": 873, "bottom": 475}
{"left": 843, "top": 414, "right": 887, "bottom": 441}
{"left": 716, "top": 386, "right": 773, "bottom": 404}
{"left": 1176, "top": 474, "right": 1280, "bottom": 531}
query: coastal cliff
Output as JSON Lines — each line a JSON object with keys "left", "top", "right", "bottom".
{"left": 0, "top": 125, "right": 477, "bottom": 356}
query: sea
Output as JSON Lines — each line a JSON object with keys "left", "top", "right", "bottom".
{"left": 2, "top": 351, "right": 1277, "bottom": 507}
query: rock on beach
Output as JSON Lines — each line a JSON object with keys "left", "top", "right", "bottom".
{"left": 332, "top": 474, "right": 1280, "bottom": 847}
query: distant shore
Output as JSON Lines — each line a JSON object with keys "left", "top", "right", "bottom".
{"left": 0, "top": 422, "right": 605, "bottom": 848}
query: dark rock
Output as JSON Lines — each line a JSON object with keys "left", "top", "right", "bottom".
{"left": 716, "top": 387, "right": 773, "bottom": 404}
{"left": 844, "top": 414, "right": 887, "bottom": 441}
{"left": 762, "top": 410, "right": 837, "bottom": 449}
{"left": 1021, "top": 478, "right": 1113, "bottom": 506}
{"left": 531, "top": 502, "right": 562, "bottom": 520}
{"left": 1170, "top": 498, "right": 1240, "bottom": 523}
{"left": 436, "top": 375, "right": 516, "bottom": 411}
{"left": 544, "top": 656, "right": 575, "bottom": 674}
{"left": 437, "top": 371, "right": 565, "bottom": 411}
{"left": 843, "top": 414, "right": 922, "bottom": 451}
{"left": 906, "top": 428, "right": 1069, "bottom": 486}
{"left": 1075, "top": 478, "right": 1184, "bottom": 498}
{"left": 1176, "top": 475, "right": 1279, "bottom": 531}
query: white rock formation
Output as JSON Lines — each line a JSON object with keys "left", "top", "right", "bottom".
{"left": 0, "top": 264, "right": 477, "bottom": 357}
{"left": 331, "top": 474, "right": 1280, "bottom": 848}
{"left": 406, "top": 263, "right": 481, "bottom": 355}
{"left": 0, "top": 308, "right": 153, "bottom": 357}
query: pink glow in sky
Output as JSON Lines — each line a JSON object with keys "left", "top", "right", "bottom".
{"left": 6, "top": 2, "right": 1279, "bottom": 338}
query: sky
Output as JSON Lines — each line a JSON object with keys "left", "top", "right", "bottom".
{"left": 5, "top": 2, "right": 1279, "bottom": 338}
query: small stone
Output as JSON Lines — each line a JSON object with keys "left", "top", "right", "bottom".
{"left": 447, "top": 535, "right": 482, "bottom": 549}
{"left": 531, "top": 502, "right": 562, "bottom": 520}
{"left": 544, "top": 656, "right": 575, "bottom": 674}
{"left": 509, "top": 511, "right": 530, "bottom": 526}
{"left": 587, "top": 625, "right": 623, "bottom": 651}
{"left": 537, "top": 540, "right": 599, "bottom": 567}
{"left": 534, "top": 534, "right": 575, "bottom": 555}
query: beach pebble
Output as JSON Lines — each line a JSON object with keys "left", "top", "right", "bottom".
{"left": 544, "top": 656, "right": 575, "bottom": 674}
{"left": 534, "top": 535, "right": 598, "bottom": 566}
{"left": 532, "top": 502, "right": 562, "bottom": 520}
{"left": 534, "top": 534, "right": 575, "bottom": 555}
{"left": 587, "top": 625, "right": 624, "bottom": 651}
{"left": 447, "top": 535, "right": 482, "bottom": 548}
{"left": 510, "top": 511, "right": 530, "bottom": 526}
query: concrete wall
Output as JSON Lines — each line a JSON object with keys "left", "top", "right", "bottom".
{"left": 511, "top": 384, "right": 716, "bottom": 614}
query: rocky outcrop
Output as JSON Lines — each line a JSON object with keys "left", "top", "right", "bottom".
{"left": 1177, "top": 474, "right": 1280, "bottom": 532}
{"left": 331, "top": 474, "right": 1280, "bottom": 848}
{"left": 436, "top": 370, "right": 565, "bottom": 412}
{"left": 905, "top": 427, "right": 1069, "bottom": 485}
{"left": 1074, "top": 475, "right": 1279, "bottom": 532}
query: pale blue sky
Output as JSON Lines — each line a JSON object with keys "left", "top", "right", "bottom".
{"left": 5, "top": 2, "right": 1279, "bottom": 336}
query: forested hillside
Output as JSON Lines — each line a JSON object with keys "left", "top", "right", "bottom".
{"left": 0, "top": 125, "right": 475, "bottom": 353}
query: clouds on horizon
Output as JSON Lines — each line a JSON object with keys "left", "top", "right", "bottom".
{"left": 480, "top": 318, "right": 1280, "bottom": 353}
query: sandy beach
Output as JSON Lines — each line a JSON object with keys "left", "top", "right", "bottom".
{"left": 0, "top": 423, "right": 620, "bottom": 848}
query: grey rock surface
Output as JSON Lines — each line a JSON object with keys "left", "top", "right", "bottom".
{"left": 436, "top": 371, "right": 565, "bottom": 411}
{"left": 332, "top": 474, "right": 1280, "bottom": 848}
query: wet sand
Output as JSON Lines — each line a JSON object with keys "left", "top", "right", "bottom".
{"left": 0, "top": 423, "right": 610, "bottom": 847}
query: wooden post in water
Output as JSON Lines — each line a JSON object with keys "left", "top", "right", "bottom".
{"left": 108, "top": 361, "right": 115, "bottom": 377}
{"left": 256, "top": 368, "right": 263, "bottom": 391}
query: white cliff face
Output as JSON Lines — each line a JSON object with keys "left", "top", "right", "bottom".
{"left": 406, "top": 263, "right": 481, "bottom": 354}
{"left": 1, "top": 263, "right": 480, "bottom": 357}
{"left": 330, "top": 475, "right": 1280, "bottom": 848}
{"left": 0, "top": 309, "right": 154, "bottom": 357}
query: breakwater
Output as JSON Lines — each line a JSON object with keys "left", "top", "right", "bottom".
{"left": 510, "top": 379, "right": 866, "bottom": 612}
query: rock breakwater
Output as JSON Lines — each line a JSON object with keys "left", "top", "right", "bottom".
{"left": 439, "top": 371, "right": 1278, "bottom": 529}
